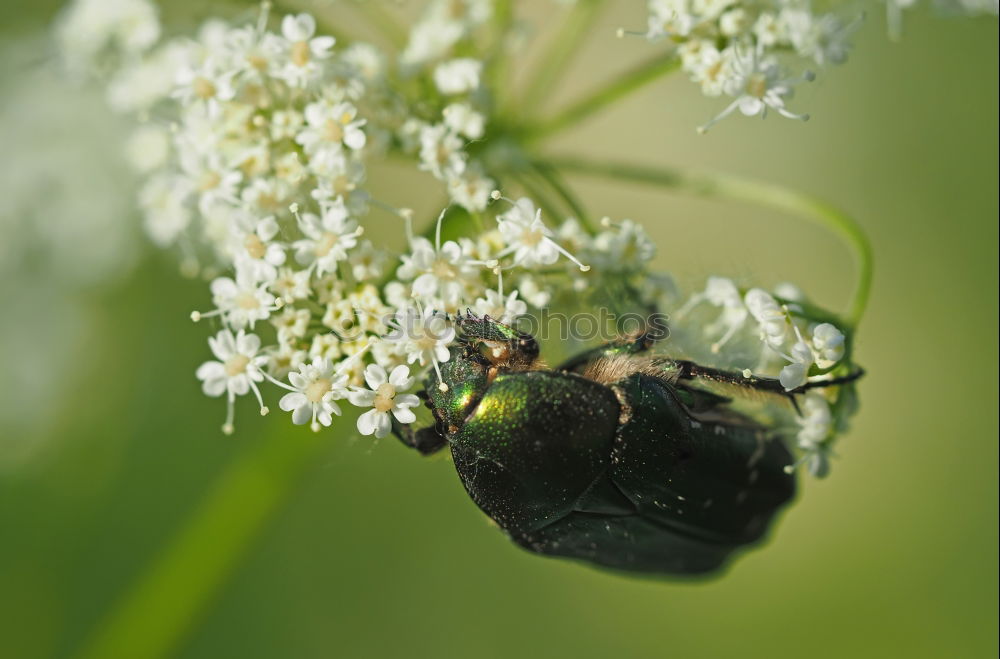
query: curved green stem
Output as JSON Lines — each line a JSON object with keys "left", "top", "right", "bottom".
{"left": 546, "top": 156, "right": 873, "bottom": 328}
{"left": 518, "top": 0, "right": 607, "bottom": 114}
{"left": 523, "top": 54, "right": 680, "bottom": 143}
{"left": 73, "top": 428, "right": 329, "bottom": 659}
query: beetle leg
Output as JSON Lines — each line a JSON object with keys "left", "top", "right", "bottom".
{"left": 390, "top": 418, "right": 449, "bottom": 456}
{"left": 673, "top": 361, "right": 864, "bottom": 398}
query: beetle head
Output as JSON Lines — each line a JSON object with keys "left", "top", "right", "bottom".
{"left": 456, "top": 312, "right": 539, "bottom": 368}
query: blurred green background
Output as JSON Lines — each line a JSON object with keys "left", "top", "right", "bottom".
{"left": 1, "top": 2, "right": 997, "bottom": 658}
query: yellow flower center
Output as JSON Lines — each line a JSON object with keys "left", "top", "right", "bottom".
{"left": 323, "top": 118, "right": 345, "bottom": 142}
{"left": 431, "top": 257, "right": 457, "bottom": 280}
{"left": 244, "top": 233, "right": 266, "bottom": 260}
{"left": 198, "top": 171, "right": 221, "bottom": 191}
{"left": 746, "top": 73, "right": 767, "bottom": 99}
{"left": 236, "top": 291, "right": 260, "bottom": 310}
{"left": 522, "top": 228, "right": 544, "bottom": 247}
{"left": 192, "top": 76, "right": 216, "bottom": 99}
{"left": 315, "top": 232, "right": 339, "bottom": 257}
{"left": 373, "top": 383, "right": 397, "bottom": 413}
{"left": 224, "top": 354, "right": 250, "bottom": 377}
{"left": 291, "top": 41, "right": 311, "bottom": 67}
{"left": 305, "top": 378, "right": 331, "bottom": 403}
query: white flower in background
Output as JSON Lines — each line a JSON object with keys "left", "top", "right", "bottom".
{"left": 442, "top": 103, "right": 485, "bottom": 139}
{"left": 448, "top": 167, "right": 495, "bottom": 212}
{"left": 348, "top": 240, "right": 388, "bottom": 281}
{"left": 274, "top": 12, "right": 336, "bottom": 87}
{"left": 495, "top": 197, "right": 589, "bottom": 271}
{"left": 296, "top": 100, "right": 367, "bottom": 161}
{"left": 699, "top": 48, "right": 813, "bottom": 133}
{"left": 138, "top": 175, "right": 192, "bottom": 247}
{"left": 795, "top": 394, "right": 834, "bottom": 477}
{"left": 196, "top": 329, "right": 269, "bottom": 433}
{"left": 812, "top": 323, "right": 846, "bottom": 367}
{"left": 348, "top": 364, "right": 421, "bottom": 438}
{"left": 473, "top": 289, "right": 527, "bottom": 324}
{"left": 589, "top": 219, "right": 655, "bottom": 271}
{"left": 231, "top": 215, "right": 285, "bottom": 282}
{"left": 56, "top": 0, "right": 160, "bottom": 75}
{"left": 678, "top": 276, "right": 749, "bottom": 353}
{"left": 434, "top": 58, "right": 482, "bottom": 94}
{"left": 177, "top": 150, "right": 242, "bottom": 216}
{"left": 745, "top": 288, "right": 788, "bottom": 349}
{"left": 205, "top": 264, "right": 278, "bottom": 329}
{"left": 419, "top": 124, "right": 466, "bottom": 179}
{"left": 173, "top": 58, "right": 236, "bottom": 117}
{"left": 779, "top": 339, "right": 815, "bottom": 391}
{"left": 271, "top": 307, "right": 311, "bottom": 343}
{"left": 270, "top": 266, "right": 312, "bottom": 303}
{"left": 292, "top": 201, "right": 362, "bottom": 276}
{"left": 274, "top": 357, "right": 349, "bottom": 431}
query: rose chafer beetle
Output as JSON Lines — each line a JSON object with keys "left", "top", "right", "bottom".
{"left": 392, "top": 314, "right": 861, "bottom": 576}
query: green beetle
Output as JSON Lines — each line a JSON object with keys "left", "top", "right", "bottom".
{"left": 393, "top": 314, "right": 859, "bottom": 576}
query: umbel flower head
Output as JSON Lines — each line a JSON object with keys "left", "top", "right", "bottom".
{"left": 55, "top": 0, "right": 976, "bottom": 477}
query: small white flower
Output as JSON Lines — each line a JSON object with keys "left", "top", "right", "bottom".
{"left": 296, "top": 100, "right": 367, "bottom": 161}
{"left": 473, "top": 289, "right": 527, "bottom": 324}
{"left": 173, "top": 58, "right": 236, "bottom": 117}
{"left": 275, "top": 12, "right": 336, "bottom": 87}
{"left": 396, "top": 235, "right": 474, "bottom": 307}
{"left": 495, "top": 197, "right": 588, "bottom": 271}
{"left": 442, "top": 102, "right": 485, "bottom": 139}
{"left": 208, "top": 264, "right": 278, "bottom": 329}
{"left": 271, "top": 306, "right": 311, "bottom": 343}
{"left": 231, "top": 215, "right": 285, "bottom": 282}
{"left": 292, "top": 201, "right": 362, "bottom": 276}
{"left": 385, "top": 306, "right": 456, "bottom": 389}
{"left": 418, "top": 124, "right": 466, "bottom": 180}
{"left": 812, "top": 322, "right": 846, "bottom": 366}
{"left": 348, "top": 240, "right": 388, "bottom": 281}
{"left": 698, "top": 48, "right": 813, "bottom": 133}
{"left": 348, "top": 364, "right": 421, "bottom": 438}
{"left": 196, "top": 329, "right": 269, "bottom": 433}
{"left": 447, "top": 167, "right": 494, "bottom": 212}
{"left": 745, "top": 288, "right": 788, "bottom": 349}
{"left": 779, "top": 339, "right": 814, "bottom": 391}
{"left": 795, "top": 394, "right": 834, "bottom": 477}
{"left": 276, "top": 357, "right": 349, "bottom": 431}
{"left": 270, "top": 266, "right": 312, "bottom": 303}
{"left": 434, "top": 58, "right": 482, "bottom": 95}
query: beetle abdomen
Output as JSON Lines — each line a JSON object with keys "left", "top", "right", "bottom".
{"left": 449, "top": 371, "right": 796, "bottom": 576}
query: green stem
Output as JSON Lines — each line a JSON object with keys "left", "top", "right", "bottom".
{"left": 485, "top": 0, "right": 514, "bottom": 93}
{"left": 546, "top": 157, "right": 873, "bottom": 328}
{"left": 523, "top": 54, "right": 680, "bottom": 143}
{"left": 73, "top": 428, "right": 329, "bottom": 659}
{"left": 518, "top": 0, "right": 606, "bottom": 115}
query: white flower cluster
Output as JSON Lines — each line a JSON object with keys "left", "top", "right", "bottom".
{"left": 637, "top": 0, "right": 996, "bottom": 131}
{"left": 676, "top": 277, "right": 852, "bottom": 475}
{"left": 57, "top": 0, "right": 861, "bottom": 476}
{"left": 54, "top": 0, "right": 669, "bottom": 437}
